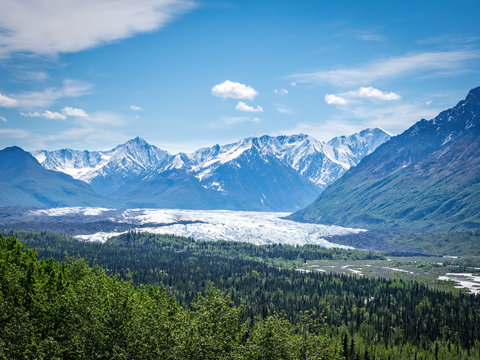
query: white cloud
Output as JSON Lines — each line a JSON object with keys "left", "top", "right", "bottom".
{"left": 0, "top": 0, "right": 195, "bottom": 57}
{"left": 276, "top": 106, "right": 293, "bottom": 114}
{"left": 347, "top": 86, "right": 401, "bottom": 101}
{"left": 325, "top": 87, "right": 401, "bottom": 106}
{"left": 212, "top": 80, "right": 257, "bottom": 100}
{"left": 43, "top": 110, "right": 67, "bottom": 120}
{"left": 21, "top": 106, "right": 124, "bottom": 126}
{"left": 21, "top": 110, "right": 66, "bottom": 120}
{"left": 324, "top": 94, "right": 347, "bottom": 105}
{"left": 14, "top": 80, "right": 93, "bottom": 108}
{"left": 274, "top": 88, "right": 288, "bottom": 95}
{"left": 292, "top": 50, "right": 480, "bottom": 86}
{"left": 235, "top": 101, "right": 263, "bottom": 113}
{"left": 0, "top": 115, "right": 7, "bottom": 123}
{"left": 290, "top": 82, "right": 296, "bottom": 87}
{"left": 0, "top": 92, "right": 18, "bottom": 107}
{"left": 130, "top": 105, "right": 143, "bottom": 111}
{"left": 62, "top": 106, "right": 88, "bottom": 117}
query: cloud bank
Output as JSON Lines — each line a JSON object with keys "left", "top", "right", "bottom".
{"left": 0, "top": 0, "right": 195, "bottom": 57}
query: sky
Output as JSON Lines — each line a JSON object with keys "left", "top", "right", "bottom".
{"left": 0, "top": 0, "right": 479, "bottom": 153}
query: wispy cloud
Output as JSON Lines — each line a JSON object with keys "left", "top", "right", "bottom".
{"left": 12, "top": 71, "right": 49, "bottom": 83}
{"left": 346, "top": 102, "right": 443, "bottom": 130}
{"left": 0, "top": 128, "right": 31, "bottom": 139}
{"left": 292, "top": 50, "right": 480, "bottom": 86}
{"left": 223, "top": 116, "right": 260, "bottom": 126}
{"left": 212, "top": 80, "right": 258, "bottom": 100}
{"left": 0, "top": 92, "right": 18, "bottom": 107}
{"left": 21, "top": 110, "right": 66, "bottom": 120}
{"left": 21, "top": 105, "right": 124, "bottom": 126}
{"left": 235, "top": 101, "right": 263, "bottom": 113}
{"left": 283, "top": 97, "right": 444, "bottom": 142}
{"left": 273, "top": 88, "right": 288, "bottom": 95}
{"left": 130, "top": 105, "right": 143, "bottom": 111}
{"left": 210, "top": 115, "right": 260, "bottom": 129}
{"left": 275, "top": 106, "right": 293, "bottom": 114}
{"left": 0, "top": 0, "right": 196, "bottom": 57}
{"left": 325, "top": 86, "right": 401, "bottom": 105}
{"left": 354, "top": 31, "right": 383, "bottom": 42}
{"left": 417, "top": 35, "right": 480, "bottom": 45}
{"left": 14, "top": 80, "right": 93, "bottom": 108}
{"left": 81, "top": 111, "right": 126, "bottom": 125}
{"left": 0, "top": 115, "right": 7, "bottom": 123}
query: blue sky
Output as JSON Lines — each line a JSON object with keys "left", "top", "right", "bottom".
{"left": 0, "top": 0, "right": 479, "bottom": 152}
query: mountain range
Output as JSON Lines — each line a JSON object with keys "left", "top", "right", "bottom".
{"left": 290, "top": 86, "right": 480, "bottom": 231}
{"left": 0, "top": 146, "right": 114, "bottom": 207}
{"left": 25, "top": 128, "right": 390, "bottom": 210}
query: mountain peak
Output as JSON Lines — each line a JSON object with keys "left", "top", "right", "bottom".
{"left": 465, "top": 85, "right": 480, "bottom": 102}
{"left": 124, "top": 136, "right": 148, "bottom": 146}
{"left": 2, "top": 145, "right": 27, "bottom": 153}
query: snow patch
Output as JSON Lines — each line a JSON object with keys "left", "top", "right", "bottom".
{"left": 382, "top": 267, "right": 414, "bottom": 274}
{"left": 438, "top": 273, "right": 480, "bottom": 295}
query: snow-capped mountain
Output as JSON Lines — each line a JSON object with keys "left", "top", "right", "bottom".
{"left": 32, "top": 128, "right": 391, "bottom": 210}
{"left": 33, "top": 137, "right": 170, "bottom": 194}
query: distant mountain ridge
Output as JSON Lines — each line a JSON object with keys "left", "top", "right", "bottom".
{"left": 290, "top": 86, "right": 480, "bottom": 230}
{"left": 30, "top": 128, "right": 391, "bottom": 210}
{"left": 0, "top": 146, "right": 114, "bottom": 207}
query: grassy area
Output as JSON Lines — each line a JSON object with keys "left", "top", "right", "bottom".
{"left": 295, "top": 255, "right": 480, "bottom": 294}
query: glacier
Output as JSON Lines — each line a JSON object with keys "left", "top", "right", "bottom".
{"left": 29, "top": 207, "right": 366, "bottom": 247}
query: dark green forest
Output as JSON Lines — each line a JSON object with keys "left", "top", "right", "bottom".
{"left": 2, "top": 231, "right": 480, "bottom": 359}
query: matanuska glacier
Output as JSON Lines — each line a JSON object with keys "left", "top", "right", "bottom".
{"left": 27, "top": 207, "right": 366, "bottom": 247}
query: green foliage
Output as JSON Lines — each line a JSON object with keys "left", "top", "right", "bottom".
{"left": 3, "top": 231, "right": 480, "bottom": 359}
{"left": 0, "top": 234, "right": 344, "bottom": 359}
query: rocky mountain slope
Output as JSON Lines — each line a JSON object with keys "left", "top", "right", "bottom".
{"left": 290, "top": 86, "right": 480, "bottom": 230}
{"left": 0, "top": 147, "right": 113, "bottom": 207}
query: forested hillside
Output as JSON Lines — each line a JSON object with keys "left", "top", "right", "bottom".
{"left": 0, "top": 234, "right": 340, "bottom": 359}
{"left": 3, "top": 231, "right": 480, "bottom": 359}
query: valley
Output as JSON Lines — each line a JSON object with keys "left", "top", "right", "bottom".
{"left": 2, "top": 1, "right": 480, "bottom": 358}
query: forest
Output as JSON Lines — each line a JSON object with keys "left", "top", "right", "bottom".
{"left": 1, "top": 231, "right": 480, "bottom": 359}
